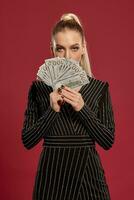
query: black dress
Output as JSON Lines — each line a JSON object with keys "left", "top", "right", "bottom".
{"left": 21, "top": 76, "right": 115, "bottom": 200}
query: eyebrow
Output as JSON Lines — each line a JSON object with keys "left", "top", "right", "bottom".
{"left": 56, "top": 43, "right": 80, "bottom": 48}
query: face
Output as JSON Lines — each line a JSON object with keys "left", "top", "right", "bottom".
{"left": 52, "top": 29, "right": 85, "bottom": 62}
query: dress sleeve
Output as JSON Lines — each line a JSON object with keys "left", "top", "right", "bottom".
{"left": 21, "top": 82, "right": 58, "bottom": 150}
{"left": 77, "top": 82, "right": 115, "bottom": 150}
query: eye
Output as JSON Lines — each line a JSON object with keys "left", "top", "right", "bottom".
{"left": 55, "top": 47, "right": 64, "bottom": 52}
{"left": 71, "top": 46, "right": 79, "bottom": 51}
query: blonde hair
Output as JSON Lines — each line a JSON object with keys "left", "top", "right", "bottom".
{"left": 51, "top": 13, "right": 94, "bottom": 77}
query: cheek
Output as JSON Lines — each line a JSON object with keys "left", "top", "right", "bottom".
{"left": 71, "top": 52, "right": 82, "bottom": 61}
{"left": 54, "top": 52, "right": 64, "bottom": 58}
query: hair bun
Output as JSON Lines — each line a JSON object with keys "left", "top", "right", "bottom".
{"left": 60, "top": 13, "right": 82, "bottom": 26}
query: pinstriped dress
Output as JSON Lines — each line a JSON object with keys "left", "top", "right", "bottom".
{"left": 22, "top": 75, "right": 115, "bottom": 200}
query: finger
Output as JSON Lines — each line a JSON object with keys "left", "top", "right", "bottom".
{"left": 63, "top": 86, "right": 78, "bottom": 95}
{"left": 62, "top": 89, "right": 82, "bottom": 101}
{"left": 63, "top": 97, "right": 74, "bottom": 106}
{"left": 63, "top": 96, "right": 81, "bottom": 108}
{"left": 57, "top": 95, "right": 64, "bottom": 105}
{"left": 57, "top": 88, "right": 62, "bottom": 94}
{"left": 62, "top": 90, "right": 76, "bottom": 101}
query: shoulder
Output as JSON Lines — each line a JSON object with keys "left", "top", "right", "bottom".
{"left": 29, "top": 79, "right": 51, "bottom": 89}
{"left": 88, "top": 75, "right": 109, "bottom": 90}
{"left": 28, "top": 79, "right": 53, "bottom": 97}
{"left": 85, "top": 76, "right": 111, "bottom": 103}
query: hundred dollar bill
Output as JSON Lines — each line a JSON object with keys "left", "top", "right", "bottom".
{"left": 53, "top": 72, "right": 89, "bottom": 90}
{"left": 37, "top": 57, "right": 90, "bottom": 90}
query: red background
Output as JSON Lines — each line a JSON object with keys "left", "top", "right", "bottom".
{"left": 1, "top": 0, "right": 134, "bottom": 199}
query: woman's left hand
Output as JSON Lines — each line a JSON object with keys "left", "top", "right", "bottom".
{"left": 61, "top": 86, "right": 84, "bottom": 111}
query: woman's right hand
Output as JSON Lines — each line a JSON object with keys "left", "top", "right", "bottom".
{"left": 50, "top": 89, "right": 63, "bottom": 112}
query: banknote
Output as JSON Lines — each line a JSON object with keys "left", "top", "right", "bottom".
{"left": 37, "top": 57, "right": 89, "bottom": 90}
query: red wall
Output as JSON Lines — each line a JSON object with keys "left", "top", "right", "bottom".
{"left": 1, "top": 0, "right": 134, "bottom": 199}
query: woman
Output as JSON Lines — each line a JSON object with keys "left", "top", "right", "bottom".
{"left": 22, "top": 13, "right": 115, "bottom": 200}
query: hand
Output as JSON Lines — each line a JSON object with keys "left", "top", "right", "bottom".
{"left": 61, "top": 86, "right": 84, "bottom": 111}
{"left": 50, "top": 89, "right": 64, "bottom": 112}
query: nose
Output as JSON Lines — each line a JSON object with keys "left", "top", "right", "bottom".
{"left": 64, "top": 50, "right": 71, "bottom": 59}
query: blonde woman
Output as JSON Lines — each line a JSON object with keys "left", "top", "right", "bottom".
{"left": 22, "top": 13, "right": 115, "bottom": 200}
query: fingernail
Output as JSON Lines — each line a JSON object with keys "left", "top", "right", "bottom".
{"left": 57, "top": 100, "right": 62, "bottom": 106}
{"left": 57, "top": 88, "right": 62, "bottom": 94}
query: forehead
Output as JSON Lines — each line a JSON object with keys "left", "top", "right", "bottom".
{"left": 54, "top": 29, "right": 82, "bottom": 46}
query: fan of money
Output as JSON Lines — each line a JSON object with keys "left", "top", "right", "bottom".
{"left": 37, "top": 57, "right": 89, "bottom": 90}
